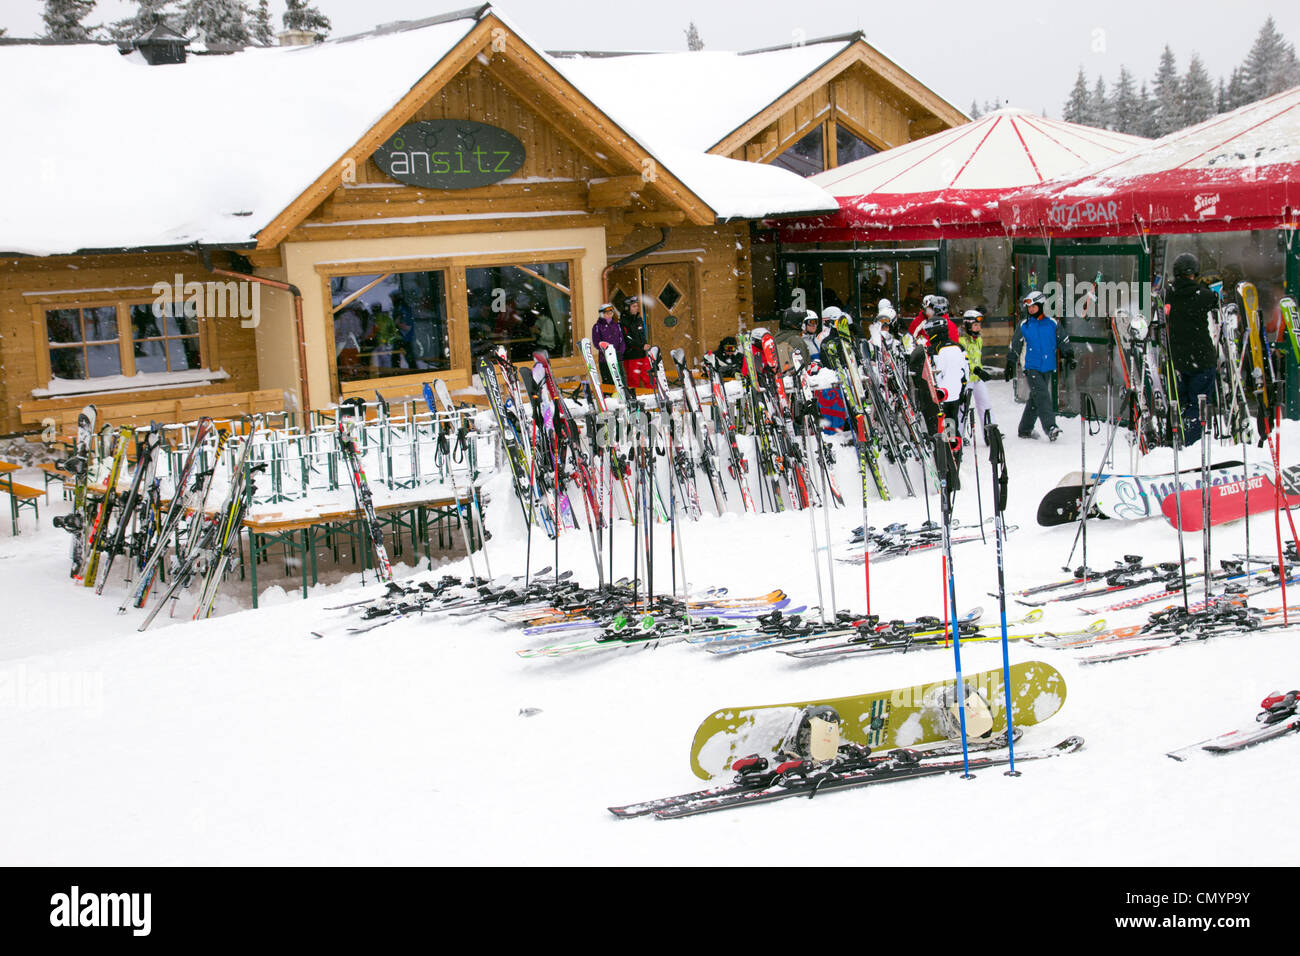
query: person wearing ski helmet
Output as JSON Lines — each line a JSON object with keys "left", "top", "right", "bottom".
{"left": 959, "top": 309, "right": 996, "bottom": 435}
{"left": 908, "top": 294, "right": 960, "bottom": 347}
{"left": 772, "top": 306, "right": 810, "bottom": 371}
{"left": 1164, "top": 252, "right": 1220, "bottom": 445}
{"left": 909, "top": 310, "right": 970, "bottom": 453}
{"left": 801, "top": 311, "right": 826, "bottom": 362}
{"left": 1007, "top": 290, "right": 1074, "bottom": 440}
{"left": 869, "top": 299, "right": 898, "bottom": 351}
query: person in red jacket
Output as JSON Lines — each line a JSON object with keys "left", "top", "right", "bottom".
{"left": 909, "top": 295, "right": 960, "bottom": 344}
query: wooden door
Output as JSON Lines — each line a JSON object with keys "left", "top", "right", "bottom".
{"left": 641, "top": 262, "right": 698, "bottom": 365}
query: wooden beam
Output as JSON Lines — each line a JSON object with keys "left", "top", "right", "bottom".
{"left": 586, "top": 175, "right": 645, "bottom": 210}
{"left": 624, "top": 211, "right": 686, "bottom": 227}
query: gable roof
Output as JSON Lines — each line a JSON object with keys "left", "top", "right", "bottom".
{"left": 0, "top": 6, "right": 836, "bottom": 258}
{"left": 549, "top": 38, "right": 857, "bottom": 154}
{"left": 550, "top": 34, "right": 967, "bottom": 158}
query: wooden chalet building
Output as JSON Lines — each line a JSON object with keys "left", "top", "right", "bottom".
{"left": 0, "top": 5, "right": 964, "bottom": 434}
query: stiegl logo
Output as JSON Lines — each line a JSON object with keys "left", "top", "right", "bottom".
{"left": 49, "top": 886, "right": 151, "bottom": 936}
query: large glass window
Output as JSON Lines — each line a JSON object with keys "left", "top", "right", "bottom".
{"left": 46, "top": 306, "right": 122, "bottom": 380}
{"left": 835, "top": 125, "right": 877, "bottom": 167}
{"left": 465, "top": 261, "right": 572, "bottom": 362}
{"left": 773, "top": 126, "right": 825, "bottom": 177}
{"left": 1164, "top": 230, "right": 1289, "bottom": 338}
{"left": 130, "top": 301, "right": 202, "bottom": 374}
{"left": 945, "top": 238, "right": 1015, "bottom": 318}
{"left": 856, "top": 261, "right": 896, "bottom": 320}
{"left": 897, "top": 260, "right": 936, "bottom": 317}
{"left": 330, "top": 271, "right": 450, "bottom": 383}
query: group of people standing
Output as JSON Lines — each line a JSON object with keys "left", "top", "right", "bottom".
{"left": 591, "top": 297, "right": 651, "bottom": 388}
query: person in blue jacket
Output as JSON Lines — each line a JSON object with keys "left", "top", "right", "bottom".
{"left": 1005, "top": 290, "right": 1075, "bottom": 440}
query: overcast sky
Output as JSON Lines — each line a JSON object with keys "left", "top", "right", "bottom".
{"left": 4, "top": 0, "right": 1298, "bottom": 118}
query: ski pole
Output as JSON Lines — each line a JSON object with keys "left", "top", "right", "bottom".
{"left": 986, "top": 417, "right": 1018, "bottom": 775}
{"left": 1199, "top": 394, "right": 1211, "bottom": 612}
{"left": 937, "top": 435, "right": 973, "bottom": 778}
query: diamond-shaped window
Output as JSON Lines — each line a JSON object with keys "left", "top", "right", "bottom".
{"left": 658, "top": 282, "right": 682, "bottom": 311}
{"left": 611, "top": 286, "right": 629, "bottom": 310}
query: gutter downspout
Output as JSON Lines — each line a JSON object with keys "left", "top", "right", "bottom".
{"left": 602, "top": 226, "right": 670, "bottom": 306}
{"left": 195, "top": 245, "right": 311, "bottom": 413}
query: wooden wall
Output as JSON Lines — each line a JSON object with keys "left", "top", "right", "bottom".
{"left": 289, "top": 64, "right": 637, "bottom": 245}
{"left": 724, "top": 60, "right": 950, "bottom": 166}
{"left": 609, "top": 222, "right": 754, "bottom": 356}
{"left": 0, "top": 253, "right": 262, "bottom": 435}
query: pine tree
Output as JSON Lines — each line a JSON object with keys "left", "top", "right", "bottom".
{"left": 1240, "top": 16, "right": 1300, "bottom": 102}
{"left": 1135, "top": 81, "right": 1155, "bottom": 137}
{"left": 282, "top": 0, "right": 330, "bottom": 37}
{"left": 684, "top": 21, "right": 704, "bottom": 51}
{"left": 109, "top": 0, "right": 178, "bottom": 40}
{"left": 1151, "top": 45, "right": 1182, "bottom": 136}
{"left": 1110, "top": 66, "right": 1140, "bottom": 134}
{"left": 42, "top": 0, "right": 99, "bottom": 40}
{"left": 1181, "top": 53, "right": 1216, "bottom": 126}
{"left": 1063, "top": 67, "right": 1090, "bottom": 124}
{"left": 183, "top": 0, "right": 250, "bottom": 46}
{"left": 970, "top": 99, "right": 982, "bottom": 119}
{"left": 249, "top": 0, "right": 274, "bottom": 45}
{"left": 1224, "top": 67, "right": 1249, "bottom": 112}
{"left": 1088, "top": 75, "right": 1111, "bottom": 129}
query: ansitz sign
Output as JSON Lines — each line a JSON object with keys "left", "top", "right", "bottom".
{"left": 373, "top": 120, "right": 526, "bottom": 189}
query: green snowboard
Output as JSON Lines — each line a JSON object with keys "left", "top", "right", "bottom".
{"left": 689, "top": 660, "right": 1068, "bottom": 779}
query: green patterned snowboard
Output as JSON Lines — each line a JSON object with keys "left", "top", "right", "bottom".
{"left": 689, "top": 660, "right": 1068, "bottom": 779}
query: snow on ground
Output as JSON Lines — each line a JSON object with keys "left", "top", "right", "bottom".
{"left": 2, "top": 380, "right": 1299, "bottom": 865}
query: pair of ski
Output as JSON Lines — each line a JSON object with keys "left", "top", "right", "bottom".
{"left": 610, "top": 736, "right": 1084, "bottom": 819}
{"left": 1167, "top": 691, "right": 1300, "bottom": 759}
{"left": 781, "top": 612, "right": 1109, "bottom": 662}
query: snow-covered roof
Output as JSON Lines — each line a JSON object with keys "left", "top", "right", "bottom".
{"left": 1000, "top": 85, "right": 1300, "bottom": 236}
{"left": 0, "top": 8, "right": 836, "bottom": 257}
{"left": 548, "top": 39, "right": 855, "bottom": 154}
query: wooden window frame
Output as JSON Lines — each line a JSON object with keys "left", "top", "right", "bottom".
{"left": 317, "top": 247, "right": 587, "bottom": 401}
{"left": 27, "top": 290, "right": 215, "bottom": 391}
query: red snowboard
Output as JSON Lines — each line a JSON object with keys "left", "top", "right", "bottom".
{"left": 1161, "top": 473, "right": 1300, "bottom": 531}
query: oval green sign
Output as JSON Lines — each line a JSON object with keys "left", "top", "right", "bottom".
{"left": 373, "top": 120, "right": 526, "bottom": 190}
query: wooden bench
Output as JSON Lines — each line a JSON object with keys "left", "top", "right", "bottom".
{"left": 0, "top": 473, "right": 42, "bottom": 534}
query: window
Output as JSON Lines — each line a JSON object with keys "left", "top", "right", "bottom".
{"left": 130, "top": 302, "right": 202, "bottom": 374}
{"left": 330, "top": 270, "right": 450, "bottom": 383}
{"left": 945, "top": 238, "right": 1014, "bottom": 318}
{"left": 466, "top": 261, "right": 572, "bottom": 361}
{"left": 46, "top": 306, "right": 122, "bottom": 380}
{"left": 1164, "top": 230, "right": 1288, "bottom": 338}
{"left": 773, "top": 126, "right": 825, "bottom": 177}
{"left": 835, "top": 125, "right": 877, "bottom": 167}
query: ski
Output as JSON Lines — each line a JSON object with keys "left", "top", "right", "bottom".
{"left": 612, "top": 736, "right": 1084, "bottom": 820}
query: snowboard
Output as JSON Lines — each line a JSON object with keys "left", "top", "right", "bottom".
{"left": 1160, "top": 471, "right": 1300, "bottom": 532}
{"left": 688, "top": 660, "right": 1067, "bottom": 780}
{"left": 1036, "top": 479, "right": 1100, "bottom": 526}
{"left": 1036, "top": 460, "right": 1270, "bottom": 525}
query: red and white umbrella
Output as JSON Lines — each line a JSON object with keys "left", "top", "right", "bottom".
{"left": 777, "top": 108, "right": 1145, "bottom": 241}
